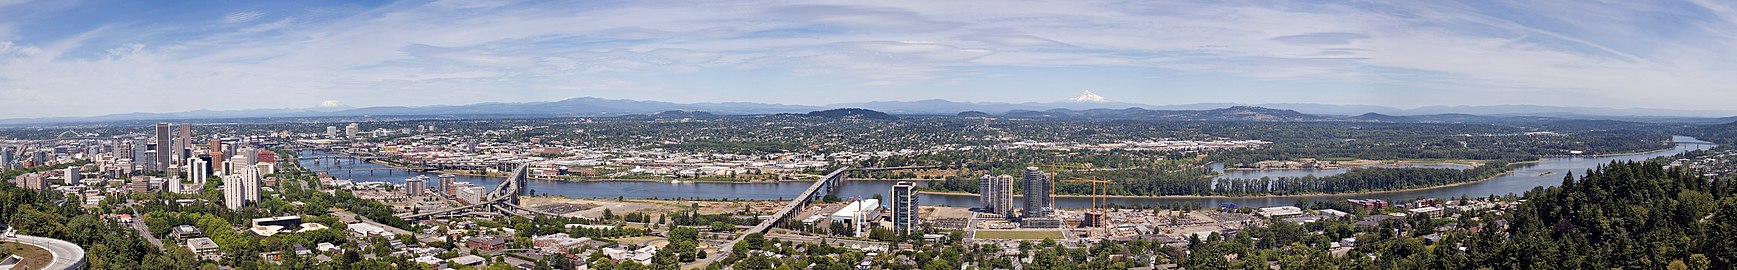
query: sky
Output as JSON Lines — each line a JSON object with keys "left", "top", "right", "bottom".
{"left": 2, "top": 0, "right": 1736, "bottom": 118}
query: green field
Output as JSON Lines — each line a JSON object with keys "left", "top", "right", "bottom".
{"left": 974, "top": 230, "right": 1065, "bottom": 240}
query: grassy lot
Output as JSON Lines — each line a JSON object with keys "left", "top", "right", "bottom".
{"left": 610, "top": 236, "right": 667, "bottom": 246}
{"left": 974, "top": 230, "right": 1065, "bottom": 240}
{"left": 1, "top": 242, "right": 53, "bottom": 269}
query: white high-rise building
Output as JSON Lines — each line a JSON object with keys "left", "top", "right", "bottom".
{"left": 223, "top": 167, "right": 261, "bottom": 210}
{"left": 187, "top": 157, "right": 209, "bottom": 184}
{"left": 345, "top": 123, "right": 360, "bottom": 138}
{"left": 326, "top": 126, "right": 339, "bottom": 137}
{"left": 223, "top": 174, "right": 246, "bottom": 210}
{"left": 993, "top": 175, "right": 1015, "bottom": 217}
{"left": 241, "top": 167, "right": 260, "bottom": 203}
{"left": 168, "top": 177, "right": 182, "bottom": 194}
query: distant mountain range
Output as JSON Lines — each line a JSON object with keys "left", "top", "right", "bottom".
{"left": 3, "top": 96, "right": 1735, "bottom": 126}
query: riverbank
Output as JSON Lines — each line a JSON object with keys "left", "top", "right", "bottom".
{"left": 338, "top": 154, "right": 940, "bottom": 183}
{"left": 918, "top": 162, "right": 1536, "bottom": 200}
{"left": 1221, "top": 159, "right": 1485, "bottom": 171}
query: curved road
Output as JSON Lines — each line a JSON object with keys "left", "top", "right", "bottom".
{"left": 4, "top": 234, "right": 87, "bottom": 270}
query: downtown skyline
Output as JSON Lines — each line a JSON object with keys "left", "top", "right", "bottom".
{"left": 3, "top": 0, "right": 1737, "bottom": 118}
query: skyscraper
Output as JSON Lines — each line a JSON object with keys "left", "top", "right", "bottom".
{"left": 326, "top": 126, "right": 339, "bottom": 137}
{"left": 187, "top": 157, "right": 209, "bottom": 184}
{"left": 979, "top": 175, "right": 995, "bottom": 211}
{"left": 155, "top": 123, "right": 172, "bottom": 172}
{"left": 0, "top": 146, "right": 14, "bottom": 170}
{"left": 241, "top": 167, "right": 260, "bottom": 203}
{"left": 223, "top": 173, "right": 246, "bottom": 210}
{"left": 209, "top": 139, "right": 224, "bottom": 175}
{"left": 1021, "top": 167, "right": 1052, "bottom": 219}
{"left": 891, "top": 181, "right": 919, "bottom": 234}
{"left": 345, "top": 123, "right": 360, "bottom": 137}
{"left": 168, "top": 176, "right": 182, "bottom": 194}
{"left": 223, "top": 167, "right": 261, "bottom": 210}
{"left": 144, "top": 149, "right": 159, "bottom": 173}
{"left": 177, "top": 123, "right": 191, "bottom": 165}
{"left": 993, "top": 175, "right": 1015, "bottom": 217}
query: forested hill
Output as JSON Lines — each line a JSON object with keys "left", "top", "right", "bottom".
{"left": 1490, "top": 161, "right": 1737, "bottom": 269}
{"left": 1692, "top": 121, "right": 1737, "bottom": 145}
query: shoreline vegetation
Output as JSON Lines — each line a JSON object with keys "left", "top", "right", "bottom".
{"left": 917, "top": 166, "right": 1525, "bottom": 199}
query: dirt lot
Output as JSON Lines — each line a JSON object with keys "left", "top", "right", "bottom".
{"left": 925, "top": 206, "right": 975, "bottom": 219}
{"left": 975, "top": 230, "right": 1066, "bottom": 240}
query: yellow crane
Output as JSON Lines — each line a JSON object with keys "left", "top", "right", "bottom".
{"left": 1061, "top": 178, "right": 1114, "bottom": 236}
{"left": 1044, "top": 162, "right": 1094, "bottom": 204}
{"left": 1043, "top": 161, "right": 1116, "bottom": 236}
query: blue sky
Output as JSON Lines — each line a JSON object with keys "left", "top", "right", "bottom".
{"left": 2, "top": 0, "right": 1735, "bottom": 118}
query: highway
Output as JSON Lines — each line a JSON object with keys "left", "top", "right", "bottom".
{"left": 766, "top": 233, "right": 890, "bottom": 252}
{"left": 3, "top": 233, "right": 87, "bottom": 270}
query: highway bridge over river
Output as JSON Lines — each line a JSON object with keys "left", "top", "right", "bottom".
{"left": 396, "top": 163, "right": 561, "bottom": 220}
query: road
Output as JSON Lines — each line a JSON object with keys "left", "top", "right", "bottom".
{"left": 766, "top": 233, "right": 890, "bottom": 252}
{"left": 2, "top": 233, "right": 87, "bottom": 270}
{"left": 332, "top": 210, "right": 441, "bottom": 243}
{"left": 131, "top": 208, "right": 165, "bottom": 250}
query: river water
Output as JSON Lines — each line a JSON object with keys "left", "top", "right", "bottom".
{"left": 295, "top": 136, "right": 1715, "bottom": 209}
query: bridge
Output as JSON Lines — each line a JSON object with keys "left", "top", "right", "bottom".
{"left": 396, "top": 163, "right": 561, "bottom": 220}
{"left": 686, "top": 165, "right": 935, "bottom": 268}
{"left": 294, "top": 154, "right": 521, "bottom": 174}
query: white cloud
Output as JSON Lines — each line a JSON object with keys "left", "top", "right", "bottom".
{"left": 223, "top": 11, "right": 265, "bottom": 24}
{"left": 1, "top": 0, "right": 1736, "bottom": 118}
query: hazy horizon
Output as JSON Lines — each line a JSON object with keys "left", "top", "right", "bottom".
{"left": 4, "top": 0, "right": 1737, "bottom": 118}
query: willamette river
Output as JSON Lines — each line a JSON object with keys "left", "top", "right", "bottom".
{"left": 295, "top": 136, "right": 1715, "bottom": 209}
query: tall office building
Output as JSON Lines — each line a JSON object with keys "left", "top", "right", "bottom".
{"left": 0, "top": 146, "right": 14, "bottom": 170}
{"left": 1021, "top": 167, "right": 1052, "bottom": 218}
{"left": 155, "top": 123, "right": 172, "bottom": 172}
{"left": 209, "top": 139, "right": 225, "bottom": 175}
{"left": 993, "top": 175, "right": 1015, "bottom": 217}
{"left": 187, "top": 157, "right": 209, "bottom": 184}
{"left": 979, "top": 175, "right": 995, "bottom": 210}
{"left": 63, "top": 167, "right": 80, "bottom": 185}
{"left": 891, "top": 181, "right": 919, "bottom": 234}
{"left": 114, "top": 140, "right": 133, "bottom": 165}
{"left": 326, "top": 126, "right": 339, "bottom": 137}
{"left": 230, "top": 148, "right": 258, "bottom": 171}
{"left": 176, "top": 123, "right": 191, "bottom": 165}
{"left": 143, "top": 149, "right": 160, "bottom": 173}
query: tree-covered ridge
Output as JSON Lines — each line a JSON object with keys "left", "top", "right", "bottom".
{"left": 1488, "top": 160, "right": 1737, "bottom": 269}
